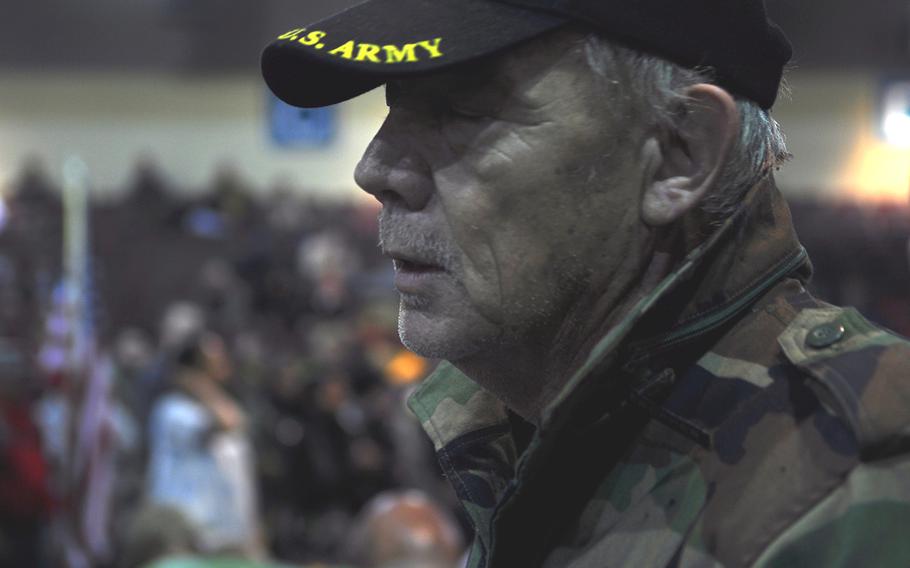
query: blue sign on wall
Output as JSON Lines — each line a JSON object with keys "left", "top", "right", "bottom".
{"left": 269, "top": 93, "right": 336, "bottom": 148}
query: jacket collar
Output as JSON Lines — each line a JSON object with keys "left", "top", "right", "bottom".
{"left": 408, "top": 177, "right": 810, "bottom": 455}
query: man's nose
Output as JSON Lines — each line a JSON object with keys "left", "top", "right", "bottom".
{"left": 354, "top": 113, "right": 434, "bottom": 211}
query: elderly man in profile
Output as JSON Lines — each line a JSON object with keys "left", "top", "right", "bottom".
{"left": 261, "top": 1, "right": 910, "bottom": 566}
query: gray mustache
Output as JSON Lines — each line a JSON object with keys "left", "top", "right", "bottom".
{"left": 378, "top": 213, "right": 459, "bottom": 271}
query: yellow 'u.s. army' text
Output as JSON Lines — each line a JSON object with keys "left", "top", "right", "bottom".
{"left": 277, "top": 28, "right": 444, "bottom": 64}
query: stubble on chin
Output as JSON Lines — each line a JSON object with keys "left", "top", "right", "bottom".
{"left": 396, "top": 290, "right": 503, "bottom": 362}
{"left": 399, "top": 292, "right": 431, "bottom": 310}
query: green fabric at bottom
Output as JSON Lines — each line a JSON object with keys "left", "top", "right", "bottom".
{"left": 147, "top": 555, "right": 350, "bottom": 568}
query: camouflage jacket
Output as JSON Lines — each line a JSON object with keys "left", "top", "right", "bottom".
{"left": 407, "top": 180, "right": 910, "bottom": 568}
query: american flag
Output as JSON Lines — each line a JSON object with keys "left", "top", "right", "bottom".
{"left": 36, "top": 158, "right": 117, "bottom": 568}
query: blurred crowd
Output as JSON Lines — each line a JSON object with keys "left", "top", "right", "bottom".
{"left": 0, "top": 158, "right": 907, "bottom": 567}
{"left": 0, "top": 158, "right": 464, "bottom": 568}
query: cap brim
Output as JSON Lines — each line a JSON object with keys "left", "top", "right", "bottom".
{"left": 261, "top": 0, "right": 567, "bottom": 109}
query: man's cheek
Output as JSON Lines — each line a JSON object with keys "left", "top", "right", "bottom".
{"left": 457, "top": 234, "right": 552, "bottom": 325}
{"left": 440, "top": 190, "right": 502, "bottom": 278}
{"left": 457, "top": 245, "right": 506, "bottom": 326}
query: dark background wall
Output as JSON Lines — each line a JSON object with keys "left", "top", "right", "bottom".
{"left": 2, "top": 0, "right": 908, "bottom": 72}
{"left": 0, "top": 0, "right": 336, "bottom": 72}
{"left": 767, "top": 0, "right": 910, "bottom": 69}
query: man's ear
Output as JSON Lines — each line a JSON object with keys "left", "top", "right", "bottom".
{"left": 640, "top": 84, "right": 739, "bottom": 226}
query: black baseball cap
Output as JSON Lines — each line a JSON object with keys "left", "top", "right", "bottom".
{"left": 261, "top": 0, "right": 791, "bottom": 110}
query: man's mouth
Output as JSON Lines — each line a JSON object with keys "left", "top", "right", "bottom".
{"left": 392, "top": 258, "right": 446, "bottom": 274}
{"left": 388, "top": 252, "right": 447, "bottom": 294}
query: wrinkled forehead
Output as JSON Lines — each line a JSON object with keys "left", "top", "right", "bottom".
{"left": 386, "top": 27, "right": 590, "bottom": 103}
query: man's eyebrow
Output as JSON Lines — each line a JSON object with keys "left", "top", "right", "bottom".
{"left": 384, "top": 80, "right": 440, "bottom": 108}
{"left": 385, "top": 75, "right": 487, "bottom": 107}
{"left": 384, "top": 79, "right": 442, "bottom": 106}
{"left": 384, "top": 59, "right": 521, "bottom": 112}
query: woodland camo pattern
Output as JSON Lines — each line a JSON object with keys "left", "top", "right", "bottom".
{"left": 408, "top": 180, "right": 910, "bottom": 568}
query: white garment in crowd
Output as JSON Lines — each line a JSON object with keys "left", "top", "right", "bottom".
{"left": 146, "top": 392, "right": 258, "bottom": 553}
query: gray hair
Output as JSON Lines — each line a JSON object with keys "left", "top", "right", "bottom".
{"left": 582, "top": 34, "right": 790, "bottom": 224}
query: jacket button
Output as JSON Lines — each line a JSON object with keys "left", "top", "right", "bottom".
{"left": 806, "top": 322, "right": 846, "bottom": 349}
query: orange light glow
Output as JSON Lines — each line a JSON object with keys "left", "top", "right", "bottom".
{"left": 384, "top": 350, "right": 428, "bottom": 385}
{"left": 840, "top": 132, "right": 910, "bottom": 204}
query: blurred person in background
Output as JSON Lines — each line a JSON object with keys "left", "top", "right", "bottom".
{"left": 135, "top": 302, "right": 207, "bottom": 426}
{"left": 119, "top": 504, "right": 201, "bottom": 568}
{"left": 0, "top": 338, "right": 54, "bottom": 568}
{"left": 347, "top": 490, "right": 464, "bottom": 568}
{"left": 298, "top": 229, "right": 362, "bottom": 315}
{"left": 145, "top": 331, "right": 262, "bottom": 559}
